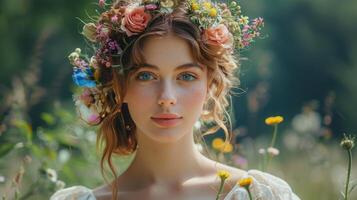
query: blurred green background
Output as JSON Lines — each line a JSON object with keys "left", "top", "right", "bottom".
{"left": 1, "top": 0, "right": 357, "bottom": 199}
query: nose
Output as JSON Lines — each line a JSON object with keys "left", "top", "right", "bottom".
{"left": 158, "top": 81, "right": 177, "bottom": 107}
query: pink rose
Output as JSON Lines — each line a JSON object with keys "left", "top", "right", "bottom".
{"left": 79, "top": 88, "right": 95, "bottom": 107}
{"left": 202, "top": 24, "right": 233, "bottom": 49}
{"left": 99, "top": 0, "right": 105, "bottom": 8}
{"left": 87, "top": 113, "right": 101, "bottom": 125}
{"left": 121, "top": 6, "right": 152, "bottom": 37}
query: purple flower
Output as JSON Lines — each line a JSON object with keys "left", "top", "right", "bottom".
{"left": 98, "top": 0, "right": 105, "bottom": 8}
{"left": 145, "top": 4, "right": 158, "bottom": 11}
{"left": 96, "top": 24, "right": 109, "bottom": 42}
{"left": 106, "top": 39, "right": 122, "bottom": 54}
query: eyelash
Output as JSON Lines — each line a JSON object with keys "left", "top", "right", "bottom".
{"left": 135, "top": 71, "right": 198, "bottom": 82}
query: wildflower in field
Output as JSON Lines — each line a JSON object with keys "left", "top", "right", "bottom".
{"left": 0, "top": 175, "right": 5, "bottom": 183}
{"left": 267, "top": 147, "right": 280, "bottom": 156}
{"left": 238, "top": 177, "right": 253, "bottom": 200}
{"left": 215, "top": 170, "right": 231, "bottom": 200}
{"left": 211, "top": 138, "right": 233, "bottom": 153}
{"left": 55, "top": 180, "right": 66, "bottom": 190}
{"left": 340, "top": 134, "right": 355, "bottom": 150}
{"left": 212, "top": 138, "right": 224, "bottom": 150}
{"left": 265, "top": 116, "right": 284, "bottom": 126}
{"left": 238, "top": 177, "right": 253, "bottom": 187}
{"left": 340, "top": 133, "right": 356, "bottom": 200}
{"left": 258, "top": 148, "right": 266, "bottom": 155}
{"left": 260, "top": 115, "right": 284, "bottom": 171}
{"left": 217, "top": 170, "right": 230, "bottom": 180}
{"left": 46, "top": 168, "right": 58, "bottom": 183}
{"left": 221, "top": 143, "right": 233, "bottom": 153}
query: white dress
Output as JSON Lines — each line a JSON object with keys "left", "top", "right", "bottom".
{"left": 50, "top": 169, "right": 301, "bottom": 200}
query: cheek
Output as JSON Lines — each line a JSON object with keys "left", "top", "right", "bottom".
{"left": 180, "top": 83, "right": 207, "bottom": 110}
{"left": 125, "top": 85, "right": 157, "bottom": 112}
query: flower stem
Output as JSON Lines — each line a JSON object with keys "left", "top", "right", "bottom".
{"left": 245, "top": 187, "right": 253, "bottom": 200}
{"left": 266, "top": 153, "right": 273, "bottom": 171}
{"left": 215, "top": 180, "right": 225, "bottom": 200}
{"left": 270, "top": 124, "right": 278, "bottom": 148}
{"left": 344, "top": 149, "right": 352, "bottom": 200}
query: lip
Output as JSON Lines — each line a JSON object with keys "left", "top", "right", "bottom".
{"left": 151, "top": 113, "right": 183, "bottom": 128}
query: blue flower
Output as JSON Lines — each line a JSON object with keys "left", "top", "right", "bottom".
{"left": 72, "top": 67, "right": 96, "bottom": 88}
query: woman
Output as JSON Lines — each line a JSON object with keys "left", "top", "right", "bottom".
{"left": 51, "top": 0, "right": 300, "bottom": 199}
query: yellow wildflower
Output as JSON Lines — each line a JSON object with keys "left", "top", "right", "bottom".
{"left": 217, "top": 170, "right": 231, "bottom": 180}
{"left": 160, "top": 0, "right": 174, "bottom": 8}
{"left": 212, "top": 138, "right": 224, "bottom": 150}
{"left": 238, "top": 177, "right": 253, "bottom": 187}
{"left": 209, "top": 8, "right": 217, "bottom": 17}
{"left": 191, "top": 2, "right": 199, "bottom": 11}
{"left": 239, "top": 16, "right": 249, "bottom": 25}
{"left": 212, "top": 138, "right": 233, "bottom": 153}
{"left": 265, "top": 116, "right": 284, "bottom": 125}
{"left": 221, "top": 143, "right": 233, "bottom": 153}
{"left": 203, "top": 2, "right": 211, "bottom": 9}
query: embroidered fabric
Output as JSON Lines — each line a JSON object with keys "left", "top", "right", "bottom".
{"left": 50, "top": 170, "right": 300, "bottom": 200}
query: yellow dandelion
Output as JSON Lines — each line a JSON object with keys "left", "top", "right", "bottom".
{"left": 221, "top": 143, "right": 233, "bottom": 153}
{"left": 191, "top": 2, "right": 199, "bottom": 11}
{"left": 217, "top": 170, "right": 231, "bottom": 180}
{"left": 265, "top": 116, "right": 284, "bottom": 125}
{"left": 212, "top": 138, "right": 224, "bottom": 150}
{"left": 238, "top": 177, "right": 253, "bottom": 187}
{"left": 203, "top": 2, "right": 211, "bottom": 9}
{"left": 209, "top": 8, "right": 217, "bottom": 17}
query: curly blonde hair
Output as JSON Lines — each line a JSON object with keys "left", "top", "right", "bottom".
{"left": 93, "top": 1, "right": 240, "bottom": 199}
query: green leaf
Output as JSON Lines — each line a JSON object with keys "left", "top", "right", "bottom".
{"left": 12, "top": 119, "right": 33, "bottom": 142}
{"left": 41, "top": 112, "right": 56, "bottom": 125}
{"left": 0, "top": 142, "right": 16, "bottom": 158}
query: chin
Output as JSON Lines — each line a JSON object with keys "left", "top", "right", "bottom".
{"left": 139, "top": 126, "right": 189, "bottom": 144}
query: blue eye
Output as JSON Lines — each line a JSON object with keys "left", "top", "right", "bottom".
{"left": 179, "top": 73, "right": 197, "bottom": 81}
{"left": 136, "top": 72, "right": 155, "bottom": 81}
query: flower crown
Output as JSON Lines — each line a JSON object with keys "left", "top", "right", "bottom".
{"left": 68, "top": 0, "right": 264, "bottom": 125}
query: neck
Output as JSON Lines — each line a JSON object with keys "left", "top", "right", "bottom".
{"left": 122, "top": 128, "right": 214, "bottom": 187}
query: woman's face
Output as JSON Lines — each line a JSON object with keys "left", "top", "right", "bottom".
{"left": 123, "top": 33, "right": 208, "bottom": 143}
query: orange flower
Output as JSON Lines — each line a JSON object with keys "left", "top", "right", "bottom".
{"left": 121, "top": 6, "right": 152, "bottom": 37}
{"left": 202, "top": 24, "right": 233, "bottom": 49}
{"left": 212, "top": 138, "right": 224, "bottom": 149}
{"left": 265, "top": 116, "right": 284, "bottom": 125}
{"left": 212, "top": 138, "right": 233, "bottom": 153}
{"left": 221, "top": 143, "right": 233, "bottom": 153}
{"left": 238, "top": 177, "right": 253, "bottom": 187}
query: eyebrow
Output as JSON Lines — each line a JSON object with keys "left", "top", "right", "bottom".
{"left": 133, "top": 62, "right": 204, "bottom": 71}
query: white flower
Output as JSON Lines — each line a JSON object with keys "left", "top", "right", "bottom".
{"left": 58, "top": 149, "right": 71, "bottom": 164}
{"left": 55, "top": 180, "right": 66, "bottom": 190}
{"left": 46, "top": 168, "right": 58, "bottom": 182}
{"left": 267, "top": 147, "right": 280, "bottom": 156}
{"left": 0, "top": 175, "right": 5, "bottom": 183}
{"left": 291, "top": 110, "right": 321, "bottom": 134}
{"left": 258, "top": 148, "right": 266, "bottom": 155}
